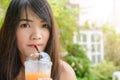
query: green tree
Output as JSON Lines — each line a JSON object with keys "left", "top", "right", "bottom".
{"left": 48, "top": 0, "right": 79, "bottom": 51}
{"left": 0, "top": 0, "right": 10, "bottom": 27}
{"left": 102, "top": 25, "right": 120, "bottom": 67}
{"left": 0, "top": 0, "right": 10, "bottom": 9}
{"left": 91, "top": 61, "right": 116, "bottom": 80}
{"left": 64, "top": 43, "right": 92, "bottom": 80}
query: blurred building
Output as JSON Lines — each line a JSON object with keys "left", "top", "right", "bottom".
{"left": 69, "top": 0, "right": 105, "bottom": 65}
{"left": 70, "top": 0, "right": 120, "bottom": 65}
{"left": 73, "top": 30, "right": 104, "bottom": 65}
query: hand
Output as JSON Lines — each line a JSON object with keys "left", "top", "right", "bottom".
{"left": 38, "top": 78, "right": 52, "bottom": 80}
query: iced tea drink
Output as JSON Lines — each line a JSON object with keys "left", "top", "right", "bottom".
{"left": 26, "top": 73, "right": 50, "bottom": 80}
{"left": 25, "top": 52, "right": 52, "bottom": 80}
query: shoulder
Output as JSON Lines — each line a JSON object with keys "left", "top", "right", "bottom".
{"left": 59, "top": 60, "right": 77, "bottom": 80}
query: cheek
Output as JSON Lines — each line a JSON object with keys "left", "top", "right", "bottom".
{"left": 16, "top": 31, "right": 26, "bottom": 45}
{"left": 16, "top": 35, "right": 26, "bottom": 53}
{"left": 42, "top": 31, "right": 50, "bottom": 50}
{"left": 45, "top": 31, "right": 50, "bottom": 43}
{"left": 16, "top": 36, "right": 26, "bottom": 48}
{"left": 16, "top": 30, "right": 28, "bottom": 52}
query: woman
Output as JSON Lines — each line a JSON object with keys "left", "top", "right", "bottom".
{"left": 0, "top": 0, "right": 77, "bottom": 80}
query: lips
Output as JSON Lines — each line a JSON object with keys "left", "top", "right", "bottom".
{"left": 27, "top": 43, "right": 44, "bottom": 53}
{"left": 28, "top": 44, "right": 42, "bottom": 47}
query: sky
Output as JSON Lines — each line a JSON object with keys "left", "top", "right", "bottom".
{"left": 70, "top": 0, "right": 120, "bottom": 32}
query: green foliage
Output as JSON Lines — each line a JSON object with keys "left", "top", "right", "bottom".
{"left": 0, "top": 15, "right": 4, "bottom": 28}
{"left": 64, "top": 43, "right": 92, "bottom": 79}
{"left": 102, "top": 24, "right": 116, "bottom": 33}
{"left": 91, "top": 61, "right": 117, "bottom": 80}
{"left": 0, "top": 0, "right": 10, "bottom": 9}
{"left": 48, "top": 0, "right": 79, "bottom": 50}
{"left": 102, "top": 25, "right": 120, "bottom": 67}
{"left": 0, "top": 0, "right": 10, "bottom": 28}
{"left": 84, "top": 21, "right": 89, "bottom": 29}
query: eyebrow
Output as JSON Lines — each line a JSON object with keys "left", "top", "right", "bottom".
{"left": 19, "top": 18, "right": 46, "bottom": 23}
{"left": 40, "top": 19, "right": 46, "bottom": 22}
{"left": 19, "top": 19, "right": 33, "bottom": 22}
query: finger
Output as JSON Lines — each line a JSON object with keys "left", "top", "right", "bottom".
{"left": 38, "top": 78, "right": 52, "bottom": 80}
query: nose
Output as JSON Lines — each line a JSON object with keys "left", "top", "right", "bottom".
{"left": 30, "top": 32, "right": 42, "bottom": 40}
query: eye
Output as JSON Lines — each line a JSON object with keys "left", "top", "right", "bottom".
{"left": 42, "top": 23, "right": 49, "bottom": 28}
{"left": 20, "top": 23, "right": 30, "bottom": 28}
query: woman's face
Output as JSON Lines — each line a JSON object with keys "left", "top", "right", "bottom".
{"left": 16, "top": 8, "right": 50, "bottom": 61}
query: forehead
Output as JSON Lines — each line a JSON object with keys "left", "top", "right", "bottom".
{"left": 20, "top": 7, "right": 40, "bottom": 20}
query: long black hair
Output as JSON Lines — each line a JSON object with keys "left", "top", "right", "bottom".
{"left": 0, "top": 0, "right": 60, "bottom": 80}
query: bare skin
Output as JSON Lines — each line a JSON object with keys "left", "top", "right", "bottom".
{"left": 59, "top": 60, "right": 77, "bottom": 80}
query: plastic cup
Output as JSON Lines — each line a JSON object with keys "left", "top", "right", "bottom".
{"left": 24, "top": 52, "right": 52, "bottom": 80}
